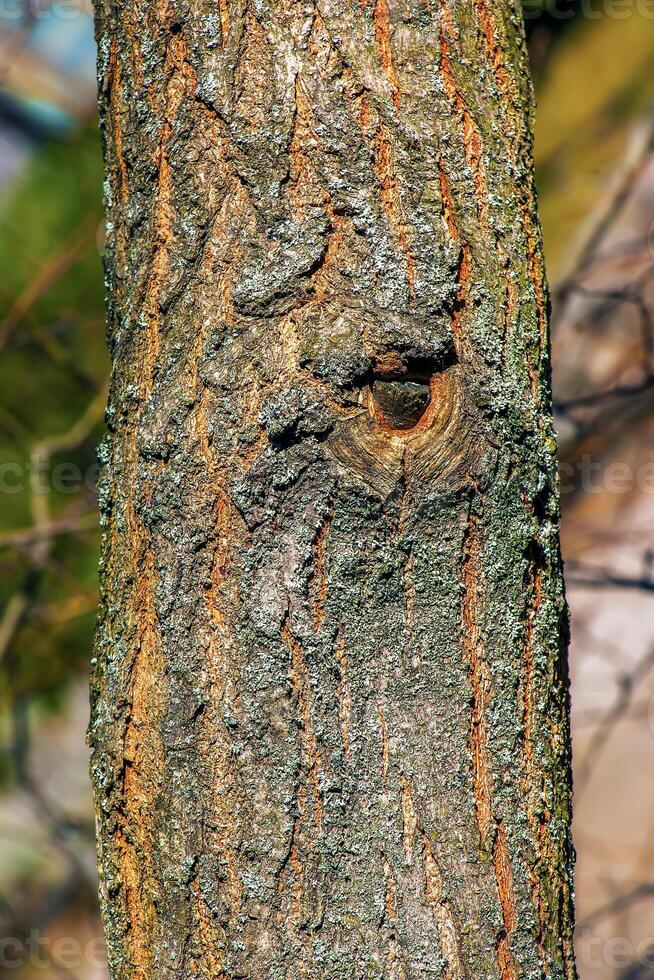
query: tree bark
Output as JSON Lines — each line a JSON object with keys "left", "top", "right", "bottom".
{"left": 91, "top": 1, "right": 576, "bottom": 977}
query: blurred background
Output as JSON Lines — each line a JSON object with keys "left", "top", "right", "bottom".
{"left": 0, "top": 2, "right": 652, "bottom": 977}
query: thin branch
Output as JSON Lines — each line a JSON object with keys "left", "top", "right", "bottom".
{"left": 0, "top": 219, "right": 96, "bottom": 355}
{"left": 554, "top": 375, "right": 654, "bottom": 413}
{"left": 0, "top": 510, "right": 97, "bottom": 552}
{"left": 578, "top": 883, "right": 654, "bottom": 930}
{"left": 0, "top": 388, "right": 105, "bottom": 666}
{"left": 556, "top": 114, "right": 654, "bottom": 299}
{"left": 566, "top": 561, "right": 654, "bottom": 593}
{"left": 576, "top": 646, "right": 654, "bottom": 792}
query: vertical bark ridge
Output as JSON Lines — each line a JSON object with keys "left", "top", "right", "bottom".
{"left": 115, "top": 522, "right": 164, "bottom": 980}
{"left": 374, "top": 123, "right": 416, "bottom": 297}
{"left": 282, "top": 614, "right": 324, "bottom": 832}
{"left": 437, "top": 3, "right": 489, "bottom": 229}
{"left": 460, "top": 512, "right": 494, "bottom": 847}
{"left": 374, "top": 0, "right": 401, "bottom": 111}
{"left": 493, "top": 822, "right": 518, "bottom": 980}
{"left": 333, "top": 627, "right": 351, "bottom": 757}
{"left": 421, "top": 832, "right": 464, "bottom": 980}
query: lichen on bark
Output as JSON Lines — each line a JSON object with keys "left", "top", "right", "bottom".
{"left": 90, "top": 1, "right": 576, "bottom": 977}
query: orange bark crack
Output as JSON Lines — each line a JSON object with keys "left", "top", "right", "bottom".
{"left": 437, "top": 158, "right": 471, "bottom": 352}
{"left": 374, "top": 123, "right": 416, "bottom": 296}
{"left": 191, "top": 312, "right": 244, "bottom": 930}
{"left": 289, "top": 78, "right": 315, "bottom": 220}
{"left": 422, "top": 832, "right": 464, "bottom": 980}
{"left": 118, "top": 510, "right": 165, "bottom": 979}
{"left": 312, "top": 207, "right": 349, "bottom": 303}
{"left": 109, "top": 38, "right": 129, "bottom": 206}
{"left": 493, "top": 822, "right": 518, "bottom": 980}
{"left": 218, "top": 0, "right": 229, "bottom": 45}
{"left": 451, "top": 244, "right": 472, "bottom": 350}
{"left": 374, "top": 0, "right": 401, "bottom": 110}
{"left": 382, "top": 856, "right": 408, "bottom": 979}
{"left": 438, "top": 159, "right": 458, "bottom": 241}
{"left": 522, "top": 204, "right": 548, "bottom": 401}
{"left": 400, "top": 775, "right": 418, "bottom": 864}
{"left": 473, "top": 0, "right": 510, "bottom": 94}
{"left": 290, "top": 785, "right": 307, "bottom": 922}
{"left": 438, "top": 10, "right": 489, "bottom": 227}
{"left": 461, "top": 516, "right": 520, "bottom": 978}
{"left": 143, "top": 34, "right": 196, "bottom": 394}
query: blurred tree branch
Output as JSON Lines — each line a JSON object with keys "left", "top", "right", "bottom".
{"left": 0, "top": 386, "right": 105, "bottom": 665}
{"left": 0, "top": 217, "right": 96, "bottom": 355}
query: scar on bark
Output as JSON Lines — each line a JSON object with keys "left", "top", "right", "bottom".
{"left": 369, "top": 358, "right": 449, "bottom": 435}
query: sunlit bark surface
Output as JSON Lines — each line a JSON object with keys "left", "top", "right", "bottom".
{"left": 91, "top": 1, "right": 576, "bottom": 976}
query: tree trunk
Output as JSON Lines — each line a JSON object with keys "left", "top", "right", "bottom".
{"left": 91, "top": 1, "right": 576, "bottom": 977}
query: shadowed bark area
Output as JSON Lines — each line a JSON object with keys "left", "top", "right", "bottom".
{"left": 90, "top": 1, "right": 576, "bottom": 977}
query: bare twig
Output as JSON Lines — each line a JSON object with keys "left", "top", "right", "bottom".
{"left": 0, "top": 510, "right": 97, "bottom": 552}
{"left": 576, "top": 645, "right": 654, "bottom": 792}
{"left": 557, "top": 115, "right": 654, "bottom": 298}
{"left": 0, "top": 387, "right": 105, "bottom": 665}
{"left": 578, "top": 883, "right": 654, "bottom": 930}
{"left": 0, "top": 219, "right": 96, "bottom": 355}
{"left": 566, "top": 561, "right": 654, "bottom": 593}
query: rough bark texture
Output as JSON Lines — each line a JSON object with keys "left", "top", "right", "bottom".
{"left": 91, "top": 1, "right": 576, "bottom": 977}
